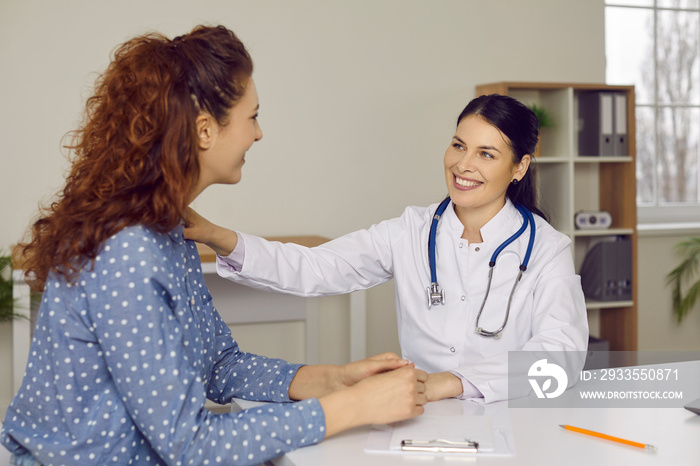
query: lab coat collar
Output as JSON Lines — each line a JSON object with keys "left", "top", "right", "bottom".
{"left": 481, "top": 199, "right": 522, "bottom": 242}
{"left": 443, "top": 198, "right": 521, "bottom": 243}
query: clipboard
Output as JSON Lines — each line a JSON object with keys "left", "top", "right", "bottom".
{"left": 389, "top": 414, "right": 493, "bottom": 452}
{"left": 401, "top": 438, "right": 479, "bottom": 453}
{"left": 365, "top": 402, "right": 515, "bottom": 457}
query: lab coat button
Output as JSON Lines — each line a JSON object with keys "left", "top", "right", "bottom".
{"left": 475, "top": 247, "right": 480, "bottom": 252}
{"left": 450, "top": 347, "right": 456, "bottom": 353}
{"left": 459, "top": 243, "right": 464, "bottom": 249}
{"left": 461, "top": 295, "right": 466, "bottom": 301}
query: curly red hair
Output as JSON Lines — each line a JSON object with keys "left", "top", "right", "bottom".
{"left": 20, "top": 25, "right": 253, "bottom": 290}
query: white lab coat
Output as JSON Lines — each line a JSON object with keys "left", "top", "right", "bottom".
{"left": 217, "top": 200, "right": 588, "bottom": 403}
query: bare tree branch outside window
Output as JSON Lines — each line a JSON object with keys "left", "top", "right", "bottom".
{"left": 607, "top": 0, "right": 700, "bottom": 213}
{"left": 655, "top": 8, "right": 699, "bottom": 203}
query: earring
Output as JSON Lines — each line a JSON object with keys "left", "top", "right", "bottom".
{"left": 511, "top": 178, "right": 519, "bottom": 185}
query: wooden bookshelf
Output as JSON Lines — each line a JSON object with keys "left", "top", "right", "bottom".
{"left": 476, "top": 82, "right": 638, "bottom": 351}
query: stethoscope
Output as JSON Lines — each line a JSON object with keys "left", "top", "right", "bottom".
{"left": 426, "top": 197, "right": 536, "bottom": 338}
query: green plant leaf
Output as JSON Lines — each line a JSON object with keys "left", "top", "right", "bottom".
{"left": 666, "top": 238, "right": 700, "bottom": 323}
{"left": 528, "top": 104, "right": 554, "bottom": 129}
{"left": 0, "top": 253, "right": 28, "bottom": 322}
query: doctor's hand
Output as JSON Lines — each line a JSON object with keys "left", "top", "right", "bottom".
{"left": 319, "top": 365, "right": 428, "bottom": 438}
{"left": 183, "top": 207, "right": 238, "bottom": 257}
{"left": 424, "top": 371, "right": 464, "bottom": 401}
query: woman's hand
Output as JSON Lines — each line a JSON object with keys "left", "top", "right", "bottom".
{"left": 336, "top": 352, "right": 410, "bottom": 389}
{"left": 319, "top": 365, "right": 428, "bottom": 438}
{"left": 424, "top": 371, "right": 463, "bottom": 401}
{"left": 183, "top": 207, "right": 238, "bottom": 256}
{"left": 288, "top": 352, "right": 409, "bottom": 400}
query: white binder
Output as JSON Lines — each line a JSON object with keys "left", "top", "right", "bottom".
{"left": 614, "top": 93, "right": 628, "bottom": 155}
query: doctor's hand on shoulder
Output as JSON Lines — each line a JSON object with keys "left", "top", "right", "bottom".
{"left": 184, "top": 207, "right": 238, "bottom": 256}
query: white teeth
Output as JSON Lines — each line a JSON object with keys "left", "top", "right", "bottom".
{"left": 455, "top": 177, "right": 481, "bottom": 187}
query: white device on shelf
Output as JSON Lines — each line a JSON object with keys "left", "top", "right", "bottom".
{"left": 574, "top": 210, "right": 612, "bottom": 230}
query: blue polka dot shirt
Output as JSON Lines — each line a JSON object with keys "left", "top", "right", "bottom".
{"left": 1, "top": 225, "right": 326, "bottom": 465}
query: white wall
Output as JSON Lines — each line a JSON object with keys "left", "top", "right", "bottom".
{"left": 0, "top": 0, "right": 608, "bottom": 408}
{"left": 0, "top": 0, "right": 606, "bottom": 250}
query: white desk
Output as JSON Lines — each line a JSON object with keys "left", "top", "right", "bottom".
{"left": 267, "top": 404, "right": 700, "bottom": 466}
{"left": 238, "top": 360, "right": 700, "bottom": 466}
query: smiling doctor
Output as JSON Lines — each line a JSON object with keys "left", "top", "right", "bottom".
{"left": 185, "top": 94, "right": 589, "bottom": 404}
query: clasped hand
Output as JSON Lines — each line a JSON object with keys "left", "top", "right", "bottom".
{"left": 289, "top": 353, "right": 428, "bottom": 437}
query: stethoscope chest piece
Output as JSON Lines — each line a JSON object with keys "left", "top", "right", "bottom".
{"left": 427, "top": 282, "right": 445, "bottom": 309}
{"left": 476, "top": 327, "right": 503, "bottom": 339}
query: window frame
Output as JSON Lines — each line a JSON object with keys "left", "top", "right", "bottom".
{"left": 606, "top": 1, "right": 700, "bottom": 226}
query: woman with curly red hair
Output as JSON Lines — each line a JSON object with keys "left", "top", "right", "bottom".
{"left": 1, "top": 25, "right": 427, "bottom": 465}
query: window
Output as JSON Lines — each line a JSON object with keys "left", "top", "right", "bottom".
{"left": 606, "top": 0, "right": 700, "bottom": 224}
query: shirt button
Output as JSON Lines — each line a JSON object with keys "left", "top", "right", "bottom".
{"left": 450, "top": 347, "right": 456, "bottom": 353}
{"left": 461, "top": 295, "right": 466, "bottom": 301}
{"left": 190, "top": 297, "right": 195, "bottom": 306}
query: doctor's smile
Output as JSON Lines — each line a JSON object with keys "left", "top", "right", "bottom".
{"left": 453, "top": 175, "right": 482, "bottom": 190}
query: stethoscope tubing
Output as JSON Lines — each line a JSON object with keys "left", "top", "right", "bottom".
{"left": 428, "top": 197, "right": 451, "bottom": 284}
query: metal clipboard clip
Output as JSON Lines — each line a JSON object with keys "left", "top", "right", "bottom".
{"left": 401, "top": 438, "right": 479, "bottom": 453}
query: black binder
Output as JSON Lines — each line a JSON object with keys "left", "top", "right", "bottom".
{"left": 578, "top": 91, "right": 628, "bottom": 156}
{"left": 579, "top": 238, "right": 632, "bottom": 301}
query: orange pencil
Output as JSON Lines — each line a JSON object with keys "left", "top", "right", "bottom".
{"left": 559, "top": 425, "right": 657, "bottom": 452}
